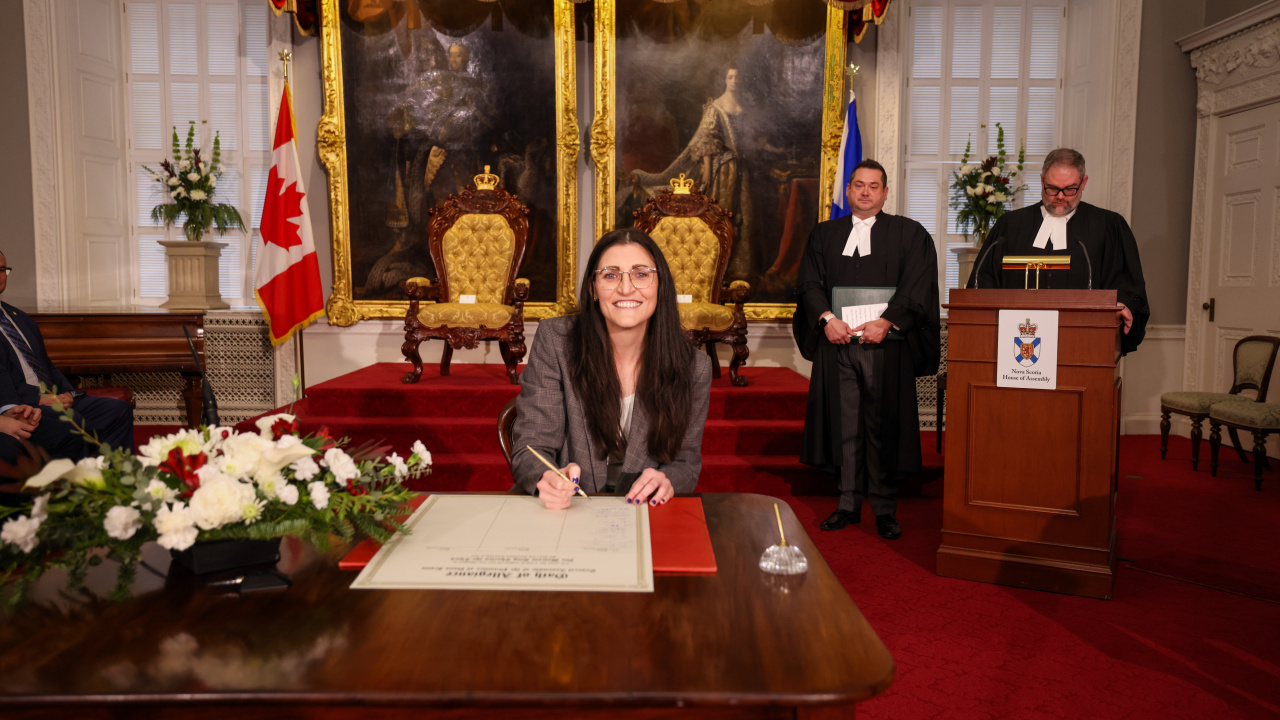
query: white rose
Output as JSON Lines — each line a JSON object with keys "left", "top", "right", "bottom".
{"left": 277, "top": 483, "right": 299, "bottom": 506}
{"left": 104, "top": 505, "right": 142, "bottom": 540}
{"left": 992, "top": 165, "right": 1003, "bottom": 175}
{"left": 188, "top": 474, "right": 257, "bottom": 530}
{"left": 31, "top": 496, "right": 48, "bottom": 522}
{"left": 386, "top": 453, "right": 409, "bottom": 480}
{"left": 154, "top": 502, "right": 199, "bottom": 551}
{"left": 188, "top": 189, "right": 206, "bottom": 201}
{"left": 308, "top": 481, "right": 330, "bottom": 510}
{"left": 292, "top": 455, "right": 320, "bottom": 481}
{"left": 410, "top": 441, "right": 432, "bottom": 471}
{"left": 216, "top": 432, "right": 271, "bottom": 479}
{"left": 186, "top": 172, "right": 200, "bottom": 182}
{"left": 323, "top": 448, "right": 359, "bottom": 484}
{"left": 178, "top": 160, "right": 190, "bottom": 171}
{"left": 166, "top": 177, "right": 181, "bottom": 187}
{"left": 1, "top": 515, "right": 40, "bottom": 553}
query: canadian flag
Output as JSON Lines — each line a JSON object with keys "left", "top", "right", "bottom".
{"left": 254, "top": 83, "right": 324, "bottom": 346}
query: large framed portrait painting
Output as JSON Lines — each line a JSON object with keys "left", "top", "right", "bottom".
{"left": 319, "top": 0, "right": 580, "bottom": 325}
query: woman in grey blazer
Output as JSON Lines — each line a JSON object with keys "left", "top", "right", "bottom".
{"left": 512, "top": 229, "right": 713, "bottom": 510}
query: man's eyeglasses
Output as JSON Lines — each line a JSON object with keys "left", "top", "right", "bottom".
{"left": 1043, "top": 184, "right": 1081, "bottom": 198}
{"left": 595, "top": 266, "right": 658, "bottom": 290}
{"left": 0, "top": 267, "right": 12, "bottom": 276}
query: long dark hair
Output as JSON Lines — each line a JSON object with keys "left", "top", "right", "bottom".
{"left": 569, "top": 228, "right": 696, "bottom": 464}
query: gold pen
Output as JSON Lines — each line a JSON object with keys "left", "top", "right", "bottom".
{"left": 525, "top": 445, "right": 590, "bottom": 500}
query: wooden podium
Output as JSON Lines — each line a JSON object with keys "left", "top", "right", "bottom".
{"left": 938, "top": 289, "right": 1122, "bottom": 599}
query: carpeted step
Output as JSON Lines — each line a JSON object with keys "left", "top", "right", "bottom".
{"left": 699, "top": 420, "right": 804, "bottom": 455}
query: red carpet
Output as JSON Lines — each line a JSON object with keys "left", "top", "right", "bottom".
{"left": 144, "top": 363, "right": 1279, "bottom": 719}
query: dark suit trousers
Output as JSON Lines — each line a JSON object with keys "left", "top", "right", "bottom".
{"left": 2, "top": 396, "right": 136, "bottom": 463}
{"left": 837, "top": 342, "right": 895, "bottom": 517}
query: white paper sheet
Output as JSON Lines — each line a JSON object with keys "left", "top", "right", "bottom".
{"left": 841, "top": 302, "right": 889, "bottom": 330}
{"left": 350, "top": 494, "right": 653, "bottom": 593}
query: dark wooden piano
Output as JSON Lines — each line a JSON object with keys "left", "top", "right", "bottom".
{"left": 31, "top": 307, "right": 206, "bottom": 427}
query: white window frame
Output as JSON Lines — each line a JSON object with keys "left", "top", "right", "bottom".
{"left": 900, "top": 0, "right": 1067, "bottom": 305}
{"left": 122, "top": 0, "right": 284, "bottom": 307}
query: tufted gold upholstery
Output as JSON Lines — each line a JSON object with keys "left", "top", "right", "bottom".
{"left": 632, "top": 185, "right": 751, "bottom": 386}
{"left": 416, "top": 302, "right": 514, "bottom": 328}
{"left": 402, "top": 181, "right": 530, "bottom": 385}
{"left": 650, "top": 217, "right": 721, "bottom": 303}
{"left": 678, "top": 302, "right": 735, "bottom": 332}
{"left": 440, "top": 214, "right": 516, "bottom": 303}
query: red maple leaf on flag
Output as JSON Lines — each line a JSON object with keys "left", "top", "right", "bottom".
{"left": 260, "top": 166, "right": 306, "bottom": 250}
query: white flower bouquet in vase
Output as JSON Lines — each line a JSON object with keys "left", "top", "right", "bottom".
{"left": 0, "top": 398, "right": 430, "bottom": 605}
{"left": 949, "top": 123, "right": 1027, "bottom": 245}
{"left": 144, "top": 121, "right": 245, "bottom": 242}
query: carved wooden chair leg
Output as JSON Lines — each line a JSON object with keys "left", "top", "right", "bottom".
{"left": 1253, "top": 430, "right": 1269, "bottom": 491}
{"left": 499, "top": 341, "right": 519, "bottom": 386}
{"left": 728, "top": 339, "right": 749, "bottom": 387}
{"left": 1209, "top": 420, "right": 1221, "bottom": 477}
{"left": 705, "top": 341, "right": 722, "bottom": 379}
{"left": 1190, "top": 415, "right": 1204, "bottom": 470}
{"left": 440, "top": 344, "right": 454, "bottom": 377}
{"left": 1159, "top": 409, "right": 1171, "bottom": 460}
{"left": 508, "top": 338, "right": 527, "bottom": 384}
{"left": 402, "top": 339, "right": 424, "bottom": 384}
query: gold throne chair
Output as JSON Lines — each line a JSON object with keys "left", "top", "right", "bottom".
{"left": 402, "top": 167, "right": 530, "bottom": 385}
{"left": 633, "top": 174, "right": 751, "bottom": 386}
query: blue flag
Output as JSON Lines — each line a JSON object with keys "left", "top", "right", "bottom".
{"left": 830, "top": 93, "right": 863, "bottom": 220}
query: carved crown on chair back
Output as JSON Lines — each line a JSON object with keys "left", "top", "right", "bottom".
{"left": 632, "top": 174, "right": 751, "bottom": 386}
{"left": 402, "top": 167, "right": 531, "bottom": 385}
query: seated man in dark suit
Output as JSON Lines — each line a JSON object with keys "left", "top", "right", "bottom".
{"left": 0, "top": 252, "right": 133, "bottom": 463}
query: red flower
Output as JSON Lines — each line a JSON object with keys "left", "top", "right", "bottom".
{"left": 160, "top": 448, "right": 207, "bottom": 497}
{"left": 315, "top": 426, "right": 337, "bottom": 452}
{"left": 270, "top": 416, "right": 299, "bottom": 440}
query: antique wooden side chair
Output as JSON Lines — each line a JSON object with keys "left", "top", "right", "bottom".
{"left": 632, "top": 175, "right": 751, "bottom": 386}
{"left": 1209, "top": 401, "right": 1279, "bottom": 491}
{"left": 402, "top": 167, "right": 530, "bottom": 385}
{"left": 1160, "top": 335, "right": 1280, "bottom": 469}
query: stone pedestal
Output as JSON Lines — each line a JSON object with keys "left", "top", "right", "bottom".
{"left": 951, "top": 244, "right": 982, "bottom": 289}
{"left": 160, "top": 240, "right": 230, "bottom": 310}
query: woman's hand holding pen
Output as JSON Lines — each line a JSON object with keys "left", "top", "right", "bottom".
{"left": 627, "top": 468, "right": 673, "bottom": 506}
{"left": 536, "top": 462, "right": 581, "bottom": 511}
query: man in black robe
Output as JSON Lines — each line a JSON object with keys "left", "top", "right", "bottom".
{"left": 966, "top": 147, "right": 1149, "bottom": 354}
{"left": 793, "top": 160, "right": 941, "bottom": 539}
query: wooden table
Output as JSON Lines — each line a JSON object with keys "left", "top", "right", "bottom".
{"left": 31, "top": 306, "right": 206, "bottom": 427}
{"left": 0, "top": 494, "right": 894, "bottom": 718}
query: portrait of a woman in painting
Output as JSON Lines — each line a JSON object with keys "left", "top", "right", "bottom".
{"left": 338, "top": 0, "right": 560, "bottom": 304}
{"left": 613, "top": 0, "right": 828, "bottom": 303}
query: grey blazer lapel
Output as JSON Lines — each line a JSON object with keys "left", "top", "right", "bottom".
{"left": 621, "top": 400, "right": 650, "bottom": 475}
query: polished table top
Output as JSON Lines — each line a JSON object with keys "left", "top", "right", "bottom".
{"left": 0, "top": 494, "right": 894, "bottom": 715}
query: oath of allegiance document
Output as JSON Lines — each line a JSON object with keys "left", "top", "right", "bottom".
{"left": 350, "top": 494, "right": 654, "bottom": 593}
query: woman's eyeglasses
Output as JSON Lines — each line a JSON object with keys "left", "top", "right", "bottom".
{"left": 595, "top": 266, "right": 658, "bottom": 290}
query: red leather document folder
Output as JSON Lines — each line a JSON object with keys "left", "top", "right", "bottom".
{"left": 340, "top": 495, "right": 717, "bottom": 574}
{"left": 649, "top": 496, "right": 717, "bottom": 574}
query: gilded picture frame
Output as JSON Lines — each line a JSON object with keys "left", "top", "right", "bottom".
{"left": 320, "top": 0, "right": 580, "bottom": 326}
{"left": 592, "top": 1, "right": 848, "bottom": 321}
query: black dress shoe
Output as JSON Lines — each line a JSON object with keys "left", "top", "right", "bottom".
{"left": 820, "top": 509, "right": 861, "bottom": 531}
{"left": 875, "top": 514, "right": 902, "bottom": 540}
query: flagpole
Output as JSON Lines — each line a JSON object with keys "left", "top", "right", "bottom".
{"left": 278, "top": 47, "right": 307, "bottom": 401}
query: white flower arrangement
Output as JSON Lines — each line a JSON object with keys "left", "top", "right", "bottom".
{"left": 949, "top": 123, "right": 1027, "bottom": 244}
{"left": 0, "top": 407, "right": 429, "bottom": 604}
{"left": 143, "top": 121, "right": 244, "bottom": 242}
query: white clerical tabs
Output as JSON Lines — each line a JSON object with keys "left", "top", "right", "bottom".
{"left": 996, "top": 310, "right": 1059, "bottom": 390}
{"left": 351, "top": 494, "right": 653, "bottom": 593}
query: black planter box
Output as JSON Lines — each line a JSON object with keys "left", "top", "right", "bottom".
{"left": 170, "top": 538, "right": 282, "bottom": 575}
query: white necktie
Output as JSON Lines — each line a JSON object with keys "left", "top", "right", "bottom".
{"left": 1032, "top": 206, "right": 1075, "bottom": 251}
{"left": 842, "top": 216, "right": 876, "bottom": 258}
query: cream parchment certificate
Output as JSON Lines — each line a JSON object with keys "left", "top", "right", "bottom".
{"left": 350, "top": 494, "right": 653, "bottom": 593}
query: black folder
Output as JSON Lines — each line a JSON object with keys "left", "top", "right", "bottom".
{"left": 831, "top": 286, "right": 904, "bottom": 340}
